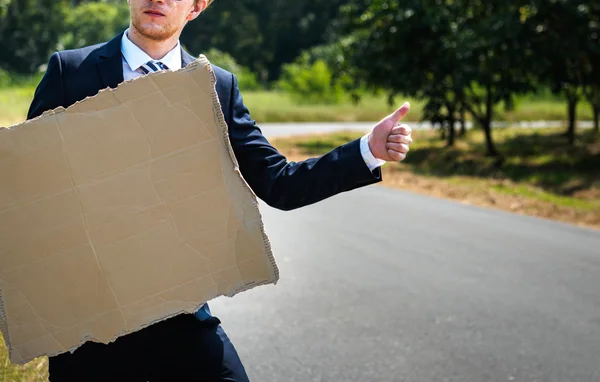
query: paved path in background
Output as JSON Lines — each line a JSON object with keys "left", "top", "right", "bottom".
{"left": 258, "top": 120, "right": 594, "bottom": 138}
{"left": 210, "top": 184, "right": 600, "bottom": 381}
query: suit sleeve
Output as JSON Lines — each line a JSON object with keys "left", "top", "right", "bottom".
{"left": 226, "top": 73, "right": 382, "bottom": 211}
{"left": 27, "top": 52, "right": 65, "bottom": 120}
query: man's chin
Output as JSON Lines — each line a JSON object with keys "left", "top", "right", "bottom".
{"left": 136, "top": 24, "right": 175, "bottom": 41}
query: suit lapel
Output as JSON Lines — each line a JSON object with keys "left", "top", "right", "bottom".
{"left": 95, "top": 33, "right": 197, "bottom": 88}
{"left": 96, "top": 32, "right": 125, "bottom": 89}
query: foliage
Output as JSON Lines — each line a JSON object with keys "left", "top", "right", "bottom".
{"left": 0, "top": 0, "right": 10, "bottom": 16}
{"left": 0, "top": 0, "right": 348, "bottom": 83}
{"left": 0, "top": 0, "right": 69, "bottom": 73}
{"left": 181, "top": 0, "right": 348, "bottom": 82}
{"left": 1, "top": 0, "right": 599, "bottom": 143}
{"left": 60, "top": 1, "right": 129, "bottom": 50}
{"left": 338, "top": 0, "right": 598, "bottom": 155}
{"left": 276, "top": 53, "right": 347, "bottom": 104}
{"left": 526, "top": 0, "right": 600, "bottom": 142}
{"left": 202, "top": 48, "right": 260, "bottom": 91}
{"left": 298, "top": 38, "right": 379, "bottom": 103}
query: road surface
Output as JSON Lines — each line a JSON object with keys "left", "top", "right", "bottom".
{"left": 210, "top": 185, "right": 600, "bottom": 382}
{"left": 257, "top": 120, "right": 595, "bottom": 138}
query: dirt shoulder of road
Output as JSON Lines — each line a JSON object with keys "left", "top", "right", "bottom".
{"left": 271, "top": 128, "right": 600, "bottom": 231}
{"left": 383, "top": 167, "right": 599, "bottom": 230}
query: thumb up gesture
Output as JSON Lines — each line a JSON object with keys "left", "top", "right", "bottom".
{"left": 368, "top": 102, "right": 413, "bottom": 162}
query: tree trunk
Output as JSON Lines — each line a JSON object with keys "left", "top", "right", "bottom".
{"left": 482, "top": 120, "right": 498, "bottom": 156}
{"left": 387, "top": 93, "right": 395, "bottom": 108}
{"left": 594, "top": 105, "right": 599, "bottom": 134}
{"left": 447, "top": 118, "right": 456, "bottom": 147}
{"left": 447, "top": 105, "right": 456, "bottom": 146}
{"left": 566, "top": 95, "right": 577, "bottom": 145}
{"left": 483, "top": 84, "right": 498, "bottom": 156}
{"left": 586, "top": 85, "right": 600, "bottom": 135}
{"left": 459, "top": 108, "right": 466, "bottom": 137}
{"left": 438, "top": 122, "right": 446, "bottom": 140}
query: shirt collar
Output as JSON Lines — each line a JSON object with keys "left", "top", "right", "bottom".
{"left": 121, "top": 28, "right": 182, "bottom": 72}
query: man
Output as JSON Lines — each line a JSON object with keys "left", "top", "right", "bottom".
{"left": 27, "top": 0, "right": 413, "bottom": 380}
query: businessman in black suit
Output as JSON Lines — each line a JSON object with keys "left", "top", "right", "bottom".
{"left": 27, "top": 0, "right": 414, "bottom": 380}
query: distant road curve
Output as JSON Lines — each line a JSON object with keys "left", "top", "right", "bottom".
{"left": 259, "top": 120, "right": 594, "bottom": 138}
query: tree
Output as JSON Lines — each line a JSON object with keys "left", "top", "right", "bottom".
{"left": 181, "top": 0, "right": 347, "bottom": 83}
{"left": 0, "top": 0, "right": 346, "bottom": 83}
{"left": 60, "top": 1, "right": 129, "bottom": 50}
{"left": 584, "top": 3, "right": 600, "bottom": 134}
{"left": 586, "top": 86, "right": 600, "bottom": 134}
{"left": 0, "top": 0, "right": 69, "bottom": 73}
{"left": 528, "top": 0, "right": 597, "bottom": 143}
{"left": 339, "top": 0, "right": 537, "bottom": 156}
{"left": 456, "top": 1, "right": 537, "bottom": 156}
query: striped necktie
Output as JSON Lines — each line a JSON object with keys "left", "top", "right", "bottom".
{"left": 139, "top": 60, "right": 169, "bottom": 74}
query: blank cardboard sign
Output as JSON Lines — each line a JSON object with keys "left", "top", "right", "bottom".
{"left": 0, "top": 56, "right": 278, "bottom": 364}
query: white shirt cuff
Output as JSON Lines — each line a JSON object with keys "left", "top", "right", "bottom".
{"left": 360, "top": 134, "right": 386, "bottom": 171}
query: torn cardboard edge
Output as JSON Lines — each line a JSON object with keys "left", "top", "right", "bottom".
{"left": 0, "top": 285, "right": 9, "bottom": 356}
{"left": 199, "top": 56, "right": 279, "bottom": 293}
{"left": 0, "top": 55, "right": 279, "bottom": 364}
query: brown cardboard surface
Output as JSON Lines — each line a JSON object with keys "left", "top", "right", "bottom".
{"left": 0, "top": 56, "right": 278, "bottom": 364}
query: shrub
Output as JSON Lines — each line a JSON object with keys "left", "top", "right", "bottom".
{"left": 202, "top": 48, "right": 261, "bottom": 91}
{"left": 276, "top": 53, "right": 347, "bottom": 105}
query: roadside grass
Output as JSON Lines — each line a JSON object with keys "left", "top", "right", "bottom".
{"left": 0, "top": 332, "right": 48, "bottom": 382}
{"left": 0, "top": 85, "right": 37, "bottom": 127}
{"left": 504, "top": 98, "right": 594, "bottom": 122}
{"left": 271, "top": 127, "right": 600, "bottom": 229}
{"left": 241, "top": 91, "right": 417, "bottom": 123}
{"left": 0, "top": 83, "right": 596, "bottom": 126}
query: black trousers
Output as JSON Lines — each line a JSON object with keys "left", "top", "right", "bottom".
{"left": 48, "top": 314, "right": 250, "bottom": 382}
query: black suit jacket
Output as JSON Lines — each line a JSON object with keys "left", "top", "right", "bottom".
{"left": 27, "top": 32, "right": 381, "bottom": 211}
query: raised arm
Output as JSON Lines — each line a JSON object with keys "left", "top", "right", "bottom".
{"left": 224, "top": 73, "right": 383, "bottom": 211}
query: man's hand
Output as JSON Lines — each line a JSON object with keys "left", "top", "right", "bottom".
{"left": 368, "top": 102, "right": 413, "bottom": 162}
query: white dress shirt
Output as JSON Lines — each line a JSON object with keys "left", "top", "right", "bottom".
{"left": 121, "top": 28, "right": 183, "bottom": 80}
{"left": 120, "top": 29, "right": 385, "bottom": 171}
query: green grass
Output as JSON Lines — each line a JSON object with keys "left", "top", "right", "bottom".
{"left": 0, "top": 83, "right": 596, "bottom": 126}
{"left": 490, "top": 184, "right": 596, "bottom": 209}
{"left": 273, "top": 127, "right": 600, "bottom": 212}
{"left": 235, "top": 90, "right": 421, "bottom": 123}
{"left": 404, "top": 127, "right": 599, "bottom": 197}
{"left": 0, "top": 85, "right": 37, "bottom": 127}
{"left": 504, "top": 98, "right": 594, "bottom": 122}
{"left": 1, "top": 332, "right": 48, "bottom": 382}
{"left": 212, "top": 91, "right": 596, "bottom": 123}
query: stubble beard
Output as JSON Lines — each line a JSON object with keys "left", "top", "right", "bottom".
{"left": 131, "top": 14, "right": 179, "bottom": 42}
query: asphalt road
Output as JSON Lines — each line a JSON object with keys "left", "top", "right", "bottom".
{"left": 209, "top": 183, "right": 600, "bottom": 381}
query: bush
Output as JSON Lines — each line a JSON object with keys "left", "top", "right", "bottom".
{"left": 202, "top": 48, "right": 261, "bottom": 91}
{"left": 275, "top": 39, "right": 381, "bottom": 105}
{"left": 276, "top": 53, "right": 347, "bottom": 105}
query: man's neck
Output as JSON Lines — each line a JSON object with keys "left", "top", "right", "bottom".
{"left": 126, "top": 27, "right": 179, "bottom": 60}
